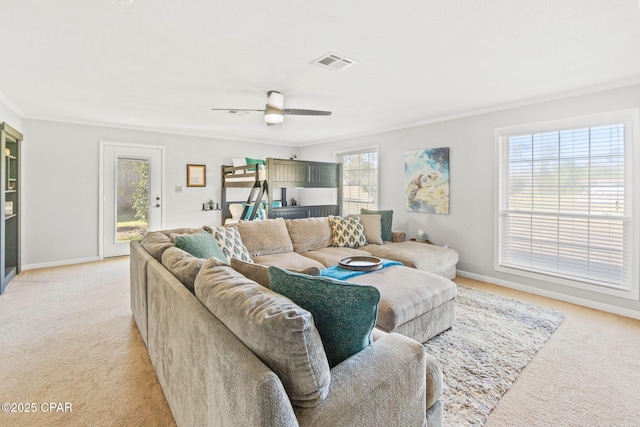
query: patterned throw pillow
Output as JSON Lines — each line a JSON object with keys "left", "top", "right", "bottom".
{"left": 204, "top": 225, "right": 253, "bottom": 263}
{"left": 328, "top": 216, "right": 367, "bottom": 248}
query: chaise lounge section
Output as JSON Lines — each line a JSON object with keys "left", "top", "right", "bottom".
{"left": 232, "top": 216, "right": 458, "bottom": 343}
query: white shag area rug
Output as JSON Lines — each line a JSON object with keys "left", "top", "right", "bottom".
{"left": 424, "top": 285, "right": 565, "bottom": 427}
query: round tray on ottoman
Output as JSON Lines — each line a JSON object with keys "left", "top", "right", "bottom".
{"left": 338, "top": 256, "right": 383, "bottom": 271}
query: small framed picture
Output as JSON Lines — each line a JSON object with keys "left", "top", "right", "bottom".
{"left": 187, "top": 164, "right": 206, "bottom": 187}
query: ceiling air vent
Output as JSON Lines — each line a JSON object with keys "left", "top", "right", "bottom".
{"left": 311, "top": 53, "right": 357, "bottom": 71}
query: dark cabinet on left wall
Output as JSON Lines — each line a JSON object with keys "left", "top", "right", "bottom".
{"left": 1, "top": 122, "right": 22, "bottom": 294}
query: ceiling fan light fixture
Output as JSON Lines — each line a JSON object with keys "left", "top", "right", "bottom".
{"left": 264, "top": 106, "right": 284, "bottom": 124}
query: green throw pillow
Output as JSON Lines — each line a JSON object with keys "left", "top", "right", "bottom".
{"left": 360, "top": 209, "right": 393, "bottom": 242}
{"left": 174, "top": 231, "right": 228, "bottom": 262}
{"left": 269, "top": 266, "right": 380, "bottom": 368}
{"left": 245, "top": 157, "right": 266, "bottom": 172}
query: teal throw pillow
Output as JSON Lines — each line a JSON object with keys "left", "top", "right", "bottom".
{"left": 245, "top": 157, "right": 266, "bottom": 172}
{"left": 269, "top": 266, "right": 380, "bottom": 368}
{"left": 361, "top": 209, "right": 393, "bottom": 242}
{"left": 174, "top": 232, "right": 228, "bottom": 262}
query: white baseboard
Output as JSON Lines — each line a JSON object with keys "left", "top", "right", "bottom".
{"left": 456, "top": 270, "right": 640, "bottom": 321}
{"left": 22, "top": 256, "right": 102, "bottom": 271}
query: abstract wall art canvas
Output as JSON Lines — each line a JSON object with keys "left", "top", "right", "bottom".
{"left": 404, "top": 148, "right": 450, "bottom": 214}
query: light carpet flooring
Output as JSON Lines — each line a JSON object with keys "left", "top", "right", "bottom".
{"left": 1, "top": 258, "right": 639, "bottom": 427}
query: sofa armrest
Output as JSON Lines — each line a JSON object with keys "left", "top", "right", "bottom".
{"left": 130, "top": 240, "right": 152, "bottom": 347}
{"left": 147, "top": 261, "right": 299, "bottom": 427}
{"left": 391, "top": 230, "right": 406, "bottom": 242}
{"left": 373, "top": 328, "right": 442, "bottom": 409}
{"left": 294, "top": 333, "right": 426, "bottom": 427}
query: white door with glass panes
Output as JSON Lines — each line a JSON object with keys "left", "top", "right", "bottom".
{"left": 101, "top": 142, "right": 164, "bottom": 257}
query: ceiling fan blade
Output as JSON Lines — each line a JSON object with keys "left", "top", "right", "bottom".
{"left": 283, "top": 108, "right": 332, "bottom": 116}
{"left": 210, "top": 108, "right": 265, "bottom": 112}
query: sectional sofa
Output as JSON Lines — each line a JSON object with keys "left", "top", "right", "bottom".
{"left": 130, "top": 215, "right": 459, "bottom": 426}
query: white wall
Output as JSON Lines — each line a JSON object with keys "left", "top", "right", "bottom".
{"left": 21, "top": 119, "right": 293, "bottom": 268}
{"left": 300, "top": 84, "right": 640, "bottom": 318}
{"left": 0, "top": 100, "right": 23, "bottom": 133}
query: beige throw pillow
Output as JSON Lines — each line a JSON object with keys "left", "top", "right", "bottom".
{"left": 230, "top": 258, "right": 320, "bottom": 288}
{"left": 233, "top": 218, "right": 294, "bottom": 257}
{"left": 228, "top": 203, "right": 244, "bottom": 220}
{"left": 285, "top": 217, "right": 332, "bottom": 253}
{"left": 349, "top": 214, "right": 383, "bottom": 245}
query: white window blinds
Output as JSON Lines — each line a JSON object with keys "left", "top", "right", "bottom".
{"left": 498, "top": 120, "right": 634, "bottom": 293}
{"left": 336, "top": 148, "right": 378, "bottom": 215}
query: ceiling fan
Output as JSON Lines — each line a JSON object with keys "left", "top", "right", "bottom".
{"left": 211, "top": 91, "right": 332, "bottom": 126}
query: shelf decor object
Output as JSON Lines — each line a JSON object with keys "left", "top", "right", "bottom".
{"left": 1, "top": 122, "right": 23, "bottom": 294}
{"left": 187, "top": 164, "right": 206, "bottom": 187}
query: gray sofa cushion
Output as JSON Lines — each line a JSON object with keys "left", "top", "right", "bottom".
{"left": 162, "top": 227, "right": 203, "bottom": 239}
{"left": 162, "top": 246, "right": 225, "bottom": 293}
{"left": 346, "top": 265, "right": 457, "bottom": 332}
{"left": 286, "top": 217, "right": 332, "bottom": 253}
{"left": 194, "top": 260, "right": 331, "bottom": 408}
{"left": 365, "top": 241, "right": 459, "bottom": 279}
{"left": 230, "top": 258, "right": 320, "bottom": 288}
{"left": 233, "top": 218, "right": 294, "bottom": 256}
{"left": 140, "top": 231, "right": 174, "bottom": 261}
{"left": 252, "top": 252, "right": 326, "bottom": 270}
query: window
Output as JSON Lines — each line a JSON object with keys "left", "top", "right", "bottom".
{"left": 336, "top": 147, "right": 379, "bottom": 215}
{"left": 496, "top": 110, "right": 638, "bottom": 299}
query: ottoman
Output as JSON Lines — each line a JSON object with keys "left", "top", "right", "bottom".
{"left": 346, "top": 265, "right": 457, "bottom": 343}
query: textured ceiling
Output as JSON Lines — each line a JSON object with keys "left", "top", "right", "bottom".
{"left": 2, "top": 0, "right": 640, "bottom": 146}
